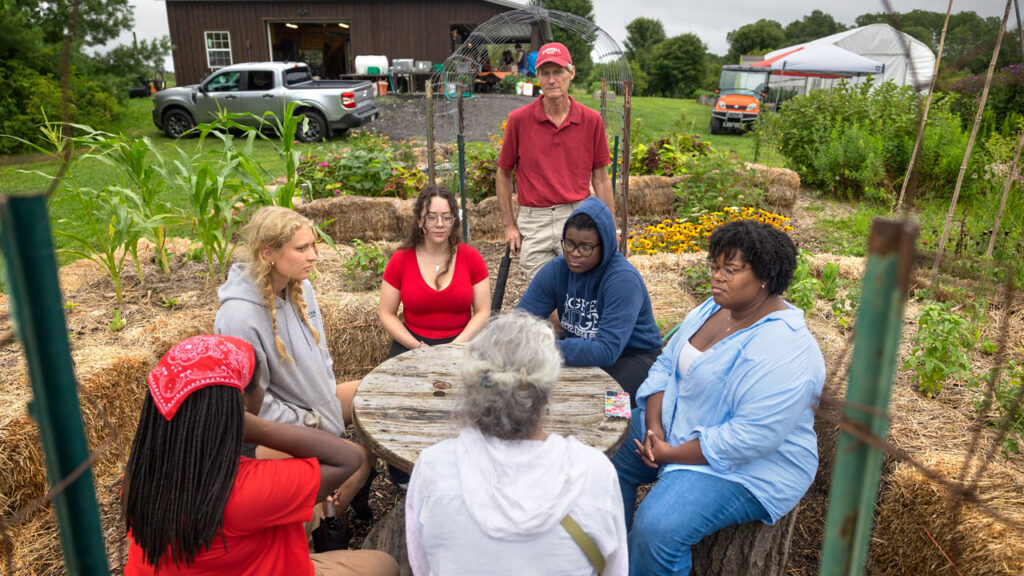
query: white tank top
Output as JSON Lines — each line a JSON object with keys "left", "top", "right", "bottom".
{"left": 677, "top": 340, "right": 703, "bottom": 375}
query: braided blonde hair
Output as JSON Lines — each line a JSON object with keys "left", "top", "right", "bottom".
{"left": 239, "top": 206, "right": 322, "bottom": 362}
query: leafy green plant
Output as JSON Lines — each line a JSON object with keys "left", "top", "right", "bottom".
{"left": 298, "top": 131, "right": 422, "bottom": 199}
{"left": 54, "top": 184, "right": 142, "bottom": 301}
{"left": 818, "top": 262, "right": 842, "bottom": 301}
{"left": 831, "top": 283, "right": 861, "bottom": 331}
{"left": 680, "top": 264, "right": 712, "bottom": 301}
{"left": 158, "top": 145, "right": 248, "bottom": 284}
{"left": 969, "top": 358, "right": 1024, "bottom": 457}
{"left": 786, "top": 250, "right": 821, "bottom": 316}
{"left": 903, "top": 301, "right": 975, "bottom": 398}
{"left": 631, "top": 134, "right": 711, "bottom": 176}
{"left": 160, "top": 297, "right": 180, "bottom": 309}
{"left": 673, "top": 152, "right": 760, "bottom": 219}
{"left": 344, "top": 240, "right": 387, "bottom": 290}
{"left": 84, "top": 132, "right": 180, "bottom": 275}
{"left": 108, "top": 309, "right": 126, "bottom": 332}
{"left": 465, "top": 146, "right": 499, "bottom": 201}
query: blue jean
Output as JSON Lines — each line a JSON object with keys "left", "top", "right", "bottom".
{"left": 611, "top": 414, "right": 770, "bottom": 576}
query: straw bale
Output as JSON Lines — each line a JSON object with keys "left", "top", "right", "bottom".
{"left": 871, "top": 454, "right": 1024, "bottom": 576}
{"left": 295, "top": 196, "right": 415, "bottom": 242}
{"left": 123, "top": 306, "right": 216, "bottom": 358}
{"left": 747, "top": 163, "right": 799, "bottom": 214}
{"left": 0, "top": 346, "right": 154, "bottom": 519}
{"left": 469, "top": 197, "right": 502, "bottom": 241}
{"left": 318, "top": 291, "right": 390, "bottom": 381}
{"left": 56, "top": 258, "right": 106, "bottom": 295}
{"left": 631, "top": 252, "right": 704, "bottom": 334}
{"left": 626, "top": 175, "right": 682, "bottom": 218}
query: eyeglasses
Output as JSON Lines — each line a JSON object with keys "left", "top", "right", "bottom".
{"left": 707, "top": 262, "right": 750, "bottom": 281}
{"left": 424, "top": 214, "right": 455, "bottom": 227}
{"left": 561, "top": 239, "right": 598, "bottom": 257}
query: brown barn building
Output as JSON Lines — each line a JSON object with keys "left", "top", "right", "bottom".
{"left": 166, "top": 0, "right": 527, "bottom": 85}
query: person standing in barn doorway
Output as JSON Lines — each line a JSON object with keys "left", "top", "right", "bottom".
{"left": 496, "top": 42, "right": 616, "bottom": 283}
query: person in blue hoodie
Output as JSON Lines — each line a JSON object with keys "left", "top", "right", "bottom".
{"left": 517, "top": 197, "right": 662, "bottom": 406}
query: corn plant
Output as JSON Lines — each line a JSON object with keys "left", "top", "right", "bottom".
{"left": 85, "top": 134, "right": 180, "bottom": 275}
{"left": 159, "top": 146, "right": 249, "bottom": 285}
{"left": 53, "top": 184, "right": 142, "bottom": 301}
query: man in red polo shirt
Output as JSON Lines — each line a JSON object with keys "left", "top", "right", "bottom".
{"left": 497, "top": 41, "right": 616, "bottom": 281}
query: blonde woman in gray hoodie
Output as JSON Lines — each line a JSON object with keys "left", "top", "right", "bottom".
{"left": 215, "top": 206, "right": 372, "bottom": 526}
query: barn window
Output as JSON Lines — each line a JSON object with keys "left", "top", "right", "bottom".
{"left": 204, "top": 31, "right": 233, "bottom": 69}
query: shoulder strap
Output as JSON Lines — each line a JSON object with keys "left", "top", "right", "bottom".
{"left": 560, "top": 514, "right": 606, "bottom": 575}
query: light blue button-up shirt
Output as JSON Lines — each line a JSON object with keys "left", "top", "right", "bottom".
{"left": 636, "top": 297, "right": 825, "bottom": 523}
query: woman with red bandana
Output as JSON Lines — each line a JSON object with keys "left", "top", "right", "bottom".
{"left": 121, "top": 335, "right": 399, "bottom": 576}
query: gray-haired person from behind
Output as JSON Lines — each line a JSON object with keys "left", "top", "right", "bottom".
{"left": 405, "top": 312, "right": 628, "bottom": 575}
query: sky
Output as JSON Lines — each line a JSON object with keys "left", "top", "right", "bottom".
{"left": 119, "top": 0, "right": 1015, "bottom": 69}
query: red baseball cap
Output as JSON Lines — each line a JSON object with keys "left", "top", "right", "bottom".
{"left": 536, "top": 42, "right": 573, "bottom": 70}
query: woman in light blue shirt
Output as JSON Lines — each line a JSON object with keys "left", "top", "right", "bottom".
{"left": 611, "top": 220, "right": 825, "bottom": 575}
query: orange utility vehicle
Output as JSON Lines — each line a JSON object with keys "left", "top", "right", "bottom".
{"left": 709, "top": 65, "right": 772, "bottom": 134}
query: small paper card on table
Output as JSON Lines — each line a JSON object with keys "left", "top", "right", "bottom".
{"left": 604, "top": 390, "right": 632, "bottom": 419}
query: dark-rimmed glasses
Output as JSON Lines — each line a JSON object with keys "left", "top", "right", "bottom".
{"left": 561, "top": 239, "right": 598, "bottom": 256}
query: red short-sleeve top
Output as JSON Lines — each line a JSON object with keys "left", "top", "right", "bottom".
{"left": 125, "top": 457, "right": 320, "bottom": 576}
{"left": 382, "top": 244, "right": 489, "bottom": 339}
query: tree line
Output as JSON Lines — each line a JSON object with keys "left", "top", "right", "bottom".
{"left": 0, "top": 0, "right": 171, "bottom": 153}
{"left": 543, "top": 1, "right": 1022, "bottom": 100}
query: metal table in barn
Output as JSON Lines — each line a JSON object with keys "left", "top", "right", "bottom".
{"left": 354, "top": 343, "right": 629, "bottom": 575}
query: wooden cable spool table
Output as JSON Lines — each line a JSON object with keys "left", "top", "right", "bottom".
{"left": 353, "top": 343, "right": 630, "bottom": 572}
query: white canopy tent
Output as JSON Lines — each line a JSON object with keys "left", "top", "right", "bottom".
{"left": 753, "top": 44, "right": 885, "bottom": 77}
{"left": 760, "top": 23, "right": 936, "bottom": 90}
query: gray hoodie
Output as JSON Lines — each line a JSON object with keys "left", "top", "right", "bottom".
{"left": 214, "top": 263, "right": 345, "bottom": 437}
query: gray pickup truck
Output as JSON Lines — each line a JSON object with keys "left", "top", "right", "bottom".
{"left": 153, "top": 62, "right": 380, "bottom": 142}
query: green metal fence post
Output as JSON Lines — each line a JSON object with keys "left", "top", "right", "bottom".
{"left": 0, "top": 194, "right": 108, "bottom": 575}
{"left": 820, "top": 218, "right": 918, "bottom": 576}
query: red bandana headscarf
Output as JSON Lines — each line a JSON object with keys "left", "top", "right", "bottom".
{"left": 147, "top": 335, "right": 256, "bottom": 420}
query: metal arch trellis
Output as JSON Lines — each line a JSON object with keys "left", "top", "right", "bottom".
{"left": 420, "top": 6, "right": 633, "bottom": 239}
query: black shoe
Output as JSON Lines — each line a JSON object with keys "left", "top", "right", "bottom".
{"left": 312, "top": 515, "right": 350, "bottom": 552}
{"left": 351, "top": 465, "right": 376, "bottom": 521}
{"left": 387, "top": 463, "right": 411, "bottom": 490}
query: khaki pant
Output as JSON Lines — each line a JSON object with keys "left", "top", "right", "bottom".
{"left": 311, "top": 550, "right": 400, "bottom": 576}
{"left": 517, "top": 200, "right": 583, "bottom": 283}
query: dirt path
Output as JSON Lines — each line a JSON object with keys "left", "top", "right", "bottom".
{"left": 366, "top": 93, "right": 535, "bottom": 143}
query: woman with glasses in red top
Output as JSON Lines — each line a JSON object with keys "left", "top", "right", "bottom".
{"left": 379, "top": 186, "right": 490, "bottom": 357}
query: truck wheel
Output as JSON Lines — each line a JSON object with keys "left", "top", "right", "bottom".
{"left": 296, "top": 110, "right": 327, "bottom": 143}
{"left": 163, "top": 109, "right": 195, "bottom": 139}
{"left": 709, "top": 116, "right": 723, "bottom": 135}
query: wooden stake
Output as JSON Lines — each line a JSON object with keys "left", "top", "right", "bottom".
{"left": 895, "top": 0, "right": 954, "bottom": 214}
{"left": 620, "top": 81, "right": 632, "bottom": 254}
{"left": 426, "top": 83, "right": 436, "bottom": 186}
{"left": 930, "top": 0, "right": 1014, "bottom": 285}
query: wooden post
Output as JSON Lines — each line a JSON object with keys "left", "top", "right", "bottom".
{"left": 931, "top": 0, "right": 1013, "bottom": 284}
{"left": 457, "top": 90, "right": 469, "bottom": 241}
{"left": 985, "top": 127, "right": 1024, "bottom": 257}
{"left": 0, "top": 195, "right": 108, "bottom": 575}
{"left": 426, "top": 83, "right": 436, "bottom": 186}
{"left": 821, "top": 219, "right": 918, "bottom": 576}
{"left": 895, "top": 0, "right": 954, "bottom": 214}
{"left": 599, "top": 77, "right": 607, "bottom": 124}
{"left": 620, "top": 81, "right": 632, "bottom": 254}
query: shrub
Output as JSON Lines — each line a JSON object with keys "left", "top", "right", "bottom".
{"left": 298, "top": 131, "right": 423, "bottom": 199}
{"left": 465, "top": 146, "right": 499, "bottom": 202}
{"left": 630, "top": 134, "right": 711, "bottom": 177}
{"left": 756, "top": 80, "right": 918, "bottom": 201}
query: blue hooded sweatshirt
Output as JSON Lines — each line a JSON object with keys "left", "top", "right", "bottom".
{"left": 517, "top": 197, "right": 662, "bottom": 367}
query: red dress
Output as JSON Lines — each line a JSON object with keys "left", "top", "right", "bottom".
{"left": 382, "top": 244, "right": 489, "bottom": 340}
{"left": 125, "top": 457, "right": 319, "bottom": 576}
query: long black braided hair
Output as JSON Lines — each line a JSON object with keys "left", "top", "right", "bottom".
{"left": 121, "top": 386, "right": 244, "bottom": 570}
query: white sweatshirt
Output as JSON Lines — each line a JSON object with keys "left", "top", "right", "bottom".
{"left": 406, "top": 427, "right": 628, "bottom": 575}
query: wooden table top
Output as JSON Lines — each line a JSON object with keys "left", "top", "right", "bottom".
{"left": 353, "top": 343, "right": 630, "bottom": 473}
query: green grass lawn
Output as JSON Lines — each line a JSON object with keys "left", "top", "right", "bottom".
{"left": 575, "top": 93, "right": 787, "bottom": 168}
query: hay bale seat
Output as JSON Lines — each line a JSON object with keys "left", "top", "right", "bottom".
{"left": 296, "top": 196, "right": 415, "bottom": 242}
